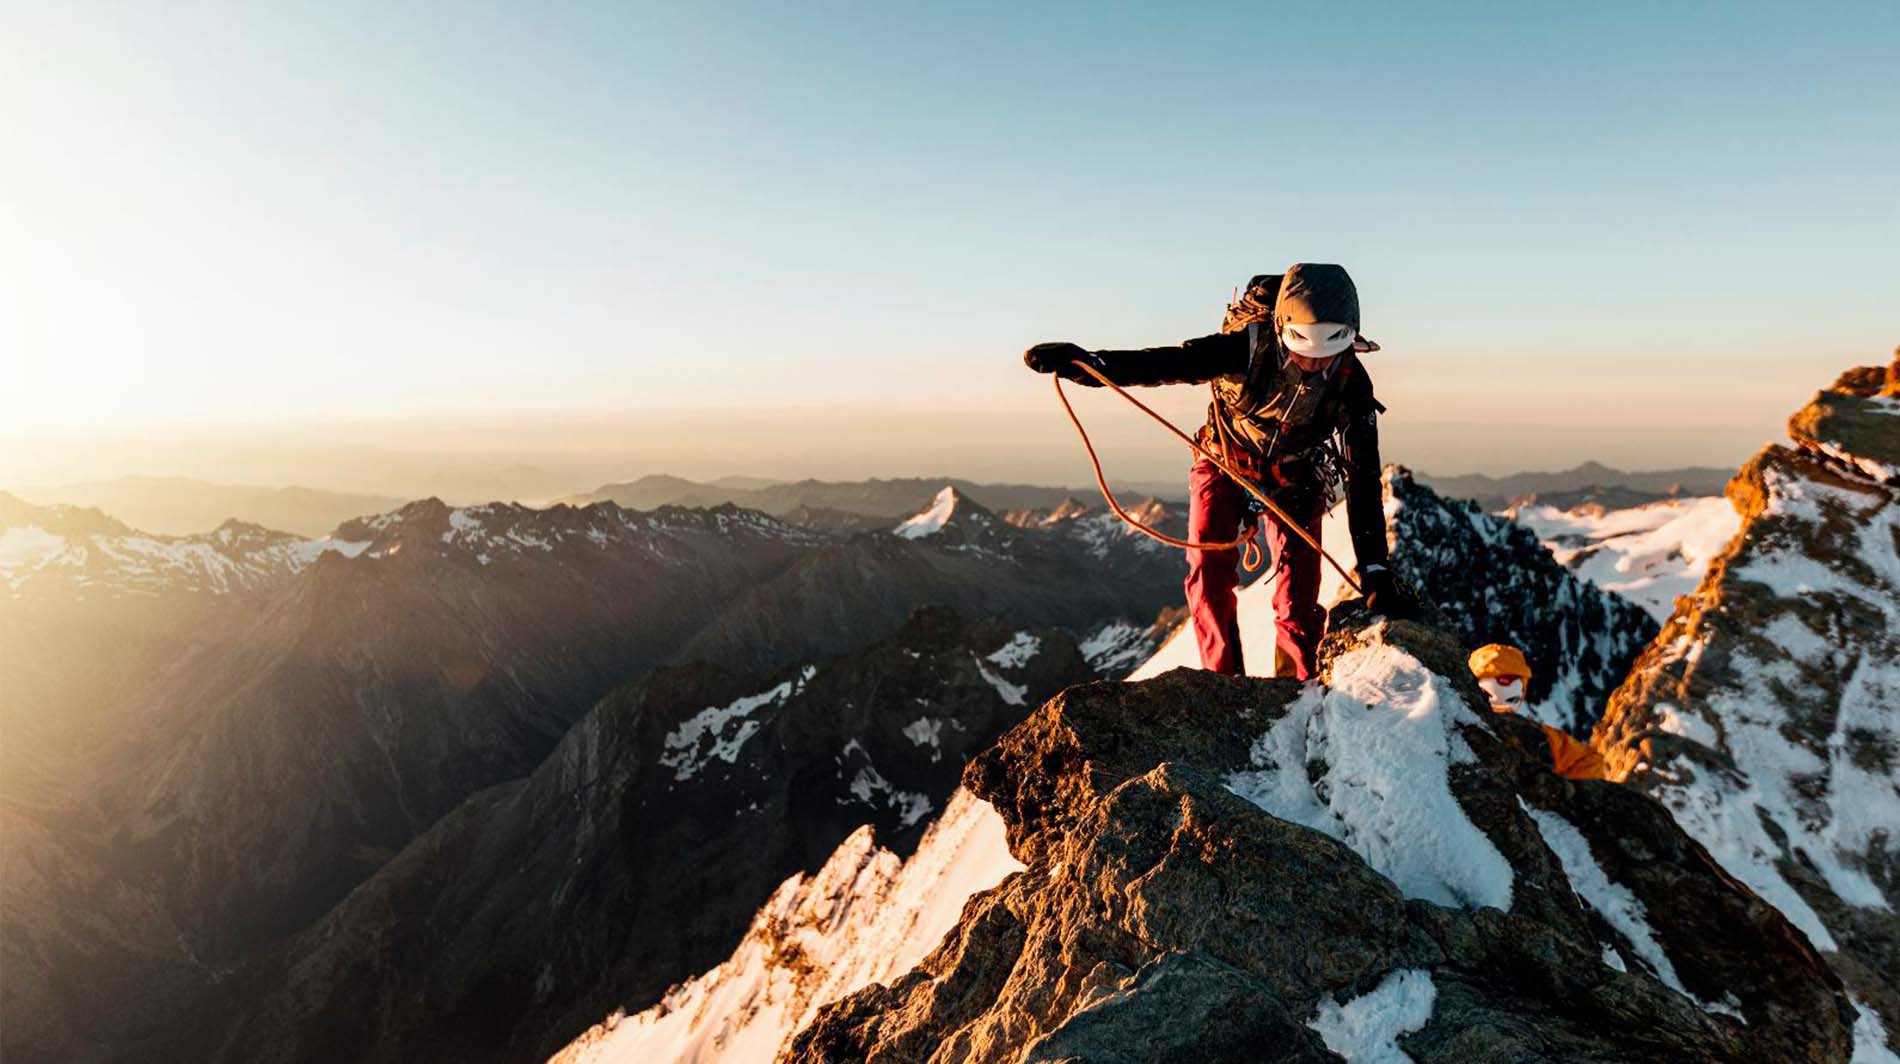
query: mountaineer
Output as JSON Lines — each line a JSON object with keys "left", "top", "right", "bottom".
{"left": 1468, "top": 643, "right": 1608, "bottom": 781}
{"left": 1023, "top": 263, "right": 1398, "bottom": 679}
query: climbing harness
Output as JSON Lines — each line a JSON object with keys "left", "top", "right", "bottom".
{"left": 1052, "top": 359, "right": 1364, "bottom": 595}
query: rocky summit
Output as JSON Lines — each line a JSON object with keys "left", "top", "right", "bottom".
{"left": 788, "top": 613, "right": 1862, "bottom": 1063}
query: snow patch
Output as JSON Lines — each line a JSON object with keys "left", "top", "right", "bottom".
{"left": 660, "top": 666, "right": 816, "bottom": 781}
{"left": 973, "top": 656, "right": 1027, "bottom": 706}
{"left": 1307, "top": 967, "right": 1437, "bottom": 1064}
{"left": 1226, "top": 639, "right": 1515, "bottom": 911}
{"left": 1520, "top": 802, "right": 1700, "bottom": 1005}
{"left": 1852, "top": 995, "right": 1900, "bottom": 1064}
{"left": 901, "top": 717, "right": 943, "bottom": 761}
{"left": 1655, "top": 704, "right": 1718, "bottom": 748}
{"left": 0, "top": 526, "right": 67, "bottom": 585}
{"left": 1078, "top": 620, "right": 1152, "bottom": 677}
{"left": 985, "top": 630, "right": 1041, "bottom": 669}
{"left": 844, "top": 761, "right": 934, "bottom": 828}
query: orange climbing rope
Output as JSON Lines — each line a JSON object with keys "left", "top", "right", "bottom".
{"left": 1052, "top": 359, "right": 1364, "bottom": 595}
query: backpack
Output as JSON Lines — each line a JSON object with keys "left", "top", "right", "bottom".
{"left": 1220, "top": 274, "right": 1280, "bottom": 335}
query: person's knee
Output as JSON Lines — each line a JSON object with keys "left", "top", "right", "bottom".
{"left": 1186, "top": 552, "right": 1236, "bottom": 586}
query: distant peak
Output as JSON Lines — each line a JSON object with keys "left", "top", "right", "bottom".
{"left": 1044, "top": 497, "right": 1093, "bottom": 523}
{"left": 893, "top": 487, "right": 964, "bottom": 539}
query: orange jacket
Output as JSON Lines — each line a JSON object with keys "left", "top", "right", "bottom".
{"left": 1542, "top": 724, "right": 1608, "bottom": 781}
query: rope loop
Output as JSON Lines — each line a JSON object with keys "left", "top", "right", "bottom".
{"left": 1052, "top": 363, "right": 1362, "bottom": 595}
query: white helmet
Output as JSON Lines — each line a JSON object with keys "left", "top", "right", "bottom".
{"left": 1280, "top": 321, "right": 1356, "bottom": 359}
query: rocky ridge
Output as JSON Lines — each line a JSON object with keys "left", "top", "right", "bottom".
{"left": 787, "top": 612, "right": 1862, "bottom": 1063}
{"left": 1595, "top": 354, "right": 1900, "bottom": 1053}
{"left": 0, "top": 491, "right": 343, "bottom": 599}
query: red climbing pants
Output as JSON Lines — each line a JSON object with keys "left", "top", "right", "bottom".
{"left": 1185, "top": 458, "right": 1326, "bottom": 679}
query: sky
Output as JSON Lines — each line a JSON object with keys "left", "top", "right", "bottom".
{"left": 3, "top": 1, "right": 1896, "bottom": 497}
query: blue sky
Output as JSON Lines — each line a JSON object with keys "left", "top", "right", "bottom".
{"left": 4, "top": 1, "right": 1896, "bottom": 488}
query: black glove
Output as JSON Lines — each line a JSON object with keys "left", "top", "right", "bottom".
{"left": 1361, "top": 568, "right": 1413, "bottom": 619}
{"left": 1023, "top": 342, "right": 1104, "bottom": 386}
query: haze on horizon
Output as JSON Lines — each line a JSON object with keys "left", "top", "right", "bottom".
{"left": 5, "top": 3, "right": 1896, "bottom": 500}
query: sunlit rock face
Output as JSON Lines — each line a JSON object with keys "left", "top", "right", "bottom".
{"left": 789, "top": 613, "right": 1859, "bottom": 1064}
{"left": 1596, "top": 353, "right": 1900, "bottom": 1050}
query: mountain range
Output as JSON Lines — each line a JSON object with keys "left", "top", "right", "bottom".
{"left": 0, "top": 487, "right": 1186, "bottom": 1060}
{"left": 6, "top": 475, "right": 407, "bottom": 537}
{"left": 1414, "top": 461, "right": 1735, "bottom": 511}
{"left": 9, "top": 462, "right": 1735, "bottom": 543}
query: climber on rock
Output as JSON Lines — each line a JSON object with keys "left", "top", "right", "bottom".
{"left": 1468, "top": 643, "right": 1608, "bottom": 781}
{"left": 1023, "top": 263, "right": 1401, "bottom": 680}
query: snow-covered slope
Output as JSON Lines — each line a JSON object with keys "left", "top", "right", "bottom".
{"left": 550, "top": 791, "right": 1020, "bottom": 1064}
{"left": 1597, "top": 358, "right": 1900, "bottom": 1060}
{"left": 1511, "top": 496, "right": 1741, "bottom": 620}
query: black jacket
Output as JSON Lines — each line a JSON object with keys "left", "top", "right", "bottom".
{"left": 1087, "top": 329, "right": 1389, "bottom": 574}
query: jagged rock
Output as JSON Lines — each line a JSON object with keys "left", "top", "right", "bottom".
{"left": 1596, "top": 358, "right": 1900, "bottom": 1053}
{"left": 1785, "top": 355, "right": 1900, "bottom": 474}
{"left": 788, "top": 616, "right": 1856, "bottom": 1063}
{"left": 1384, "top": 469, "right": 1660, "bottom": 735}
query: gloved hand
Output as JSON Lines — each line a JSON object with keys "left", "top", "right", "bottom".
{"left": 1023, "top": 342, "right": 1104, "bottom": 385}
{"left": 1361, "top": 568, "right": 1415, "bottom": 620}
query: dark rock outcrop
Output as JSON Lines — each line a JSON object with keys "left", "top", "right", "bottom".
{"left": 1385, "top": 469, "right": 1661, "bottom": 735}
{"left": 789, "top": 616, "right": 1858, "bottom": 1063}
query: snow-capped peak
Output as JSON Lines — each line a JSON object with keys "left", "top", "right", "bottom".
{"left": 892, "top": 486, "right": 964, "bottom": 539}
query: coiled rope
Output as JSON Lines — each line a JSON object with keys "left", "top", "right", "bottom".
{"left": 1052, "top": 359, "right": 1363, "bottom": 595}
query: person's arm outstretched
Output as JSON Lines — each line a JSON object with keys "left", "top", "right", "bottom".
{"left": 1023, "top": 331, "right": 1249, "bottom": 388}
{"left": 1339, "top": 367, "right": 1393, "bottom": 598}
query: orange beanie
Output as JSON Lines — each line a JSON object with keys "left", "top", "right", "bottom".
{"left": 1468, "top": 644, "right": 1532, "bottom": 682}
